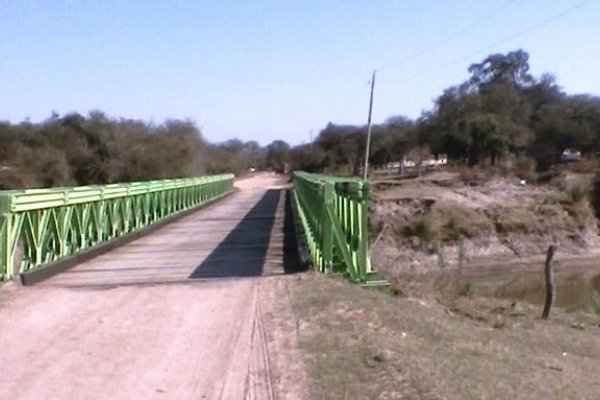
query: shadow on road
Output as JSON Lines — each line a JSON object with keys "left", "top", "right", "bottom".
{"left": 282, "top": 190, "right": 305, "bottom": 274}
{"left": 189, "top": 189, "right": 304, "bottom": 279}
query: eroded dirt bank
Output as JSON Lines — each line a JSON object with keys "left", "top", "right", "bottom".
{"left": 371, "top": 171, "right": 600, "bottom": 313}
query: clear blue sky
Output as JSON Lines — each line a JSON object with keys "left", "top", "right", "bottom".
{"left": 1, "top": 0, "right": 599, "bottom": 145}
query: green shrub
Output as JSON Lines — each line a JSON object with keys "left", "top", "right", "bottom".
{"left": 565, "top": 201, "right": 593, "bottom": 230}
{"left": 567, "top": 185, "right": 588, "bottom": 205}
{"left": 443, "top": 217, "right": 461, "bottom": 241}
{"left": 405, "top": 218, "right": 433, "bottom": 242}
{"left": 458, "top": 282, "right": 474, "bottom": 298}
{"left": 430, "top": 203, "right": 493, "bottom": 240}
{"left": 493, "top": 207, "right": 539, "bottom": 234}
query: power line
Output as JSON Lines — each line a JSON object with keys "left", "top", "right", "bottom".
{"left": 309, "top": 0, "right": 520, "bottom": 97}
{"left": 402, "top": 0, "right": 599, "bottom": 80}
{"left": 339, "top": 0, "right": 597, "bottom": 131}
{"left": 458, "top": 0, "right": 597, "bottom": 64}
{"left": 356, "top": 1, "right": 519, "bottom": 130}
{"left": 379, "top": 0, "right": 518, "bottom": 73}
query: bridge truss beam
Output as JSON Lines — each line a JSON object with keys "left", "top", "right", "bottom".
{"left": 292, "top": 171, "right": 373, "bottom": 283}
{"left": 0, "top": 175, "right": 234, "bottom": 281}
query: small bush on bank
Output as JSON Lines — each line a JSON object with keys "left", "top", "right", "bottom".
{"left": 431, "top": 204, "right": 494, "bottom": 241}
{"left": 492, "top": 207, "right": 539, "bottom": 234}
{"left": 404, "top": 218, "right": 433, "bottom": 243}
{"left": 564, "top": 201, "right": 594, "bottom": 230}
{"left": 566, "top": 185, "right": 588, "bottom": 205}
{"left": 443, "top": 217, "right": 462, "bottom": 241}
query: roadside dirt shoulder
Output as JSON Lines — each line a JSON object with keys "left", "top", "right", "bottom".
{"left": 256, "top": 276, "right": 308, "bottom": 400}
{"left": 284, "top": 271, "right": 600, "bottom": 400}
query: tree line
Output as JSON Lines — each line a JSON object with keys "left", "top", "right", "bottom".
{"left": 0, "top": 112, "right": 291, "bottom": 189}
{"left": 290, "top": 49, "right": 600, "bottom": 175}
{"left": 2, "top": 49, "right": 599, "bottom": 189}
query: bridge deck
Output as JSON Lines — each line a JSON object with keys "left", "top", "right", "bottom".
{"left": 41, "top": 176, "right": 298, "bottom": 287}
{"left": 0, "top": 174, "right": 300, "bottom": 400}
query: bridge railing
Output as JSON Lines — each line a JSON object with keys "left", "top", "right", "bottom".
{"left": 0, "top": 174, "right": 234, "bottom": 281}
{"left": 292, "top": 171, "right": 372, "bottom": 283}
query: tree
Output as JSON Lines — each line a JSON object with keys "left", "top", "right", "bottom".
{"left": 265, "top": 140, "right": 290, "bottom": 172}
{"left": 524, "top": 73, "right": 564, "bottom": 112}
{"left": 289, "top": 143, "right": 325, "bottom": 172}
{"left": 315, "top": 123, "right": 365, "bottom": 175}
{"left": 418, "top": 50, "right": 542, "bottom": 166}
{"left": 467, "top": 49, "right": 534, "bottom": 90}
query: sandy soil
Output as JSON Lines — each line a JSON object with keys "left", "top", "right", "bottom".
{"left": 0, "top": 173, "right": 305, "bottom": 400}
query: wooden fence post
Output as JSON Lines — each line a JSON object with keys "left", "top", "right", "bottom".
{"left": 542, "top": 245, "right": 556, "bottom": 319}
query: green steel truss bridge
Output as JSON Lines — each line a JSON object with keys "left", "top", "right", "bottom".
{"left": 0, "top": 171, "right": 379, "bottom": 398}
{"left": 0, "top": 172, "right": 375, "bottom": 285}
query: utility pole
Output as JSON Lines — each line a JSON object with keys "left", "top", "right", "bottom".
{"left": 363, "top": 70, "right": 376, "bottom": 181}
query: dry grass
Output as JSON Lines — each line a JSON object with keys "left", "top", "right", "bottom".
{"left": 455, "top": 165, "right": 497, "bottom": 185}
{"left": 566, "top": 184, "right": 588, "bottom": 204}
{"left": 288, "top": 272, "right": 600, "bottom": 400}
{"left": 350, "top": 166, "right": 600, "bottom": 397}
{"left": 429, "top": 203, "right": 494, "bottom": 240}
{"left": 489, "top": 206, "right": 540, "bottom": 234}
{"left": 371, "top": 171, "right": 598, "bottom": 252}
{"left": 453, "top": 158, "right": 539, "bottom": 186}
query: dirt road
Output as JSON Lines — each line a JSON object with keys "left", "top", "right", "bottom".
{"left": 0, "top": 174, "right": 304, "bottom": 400}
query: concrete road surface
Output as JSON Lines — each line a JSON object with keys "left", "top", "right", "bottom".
{"left": 0, "top": 174, "right": 305, "bottom": 400}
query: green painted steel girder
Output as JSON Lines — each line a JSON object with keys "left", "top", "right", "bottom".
{"left": 0, "top": 174, "right": 234, "bottom": 281}
{"left": 292, "top": 171, "right": 372, "bottom": 283}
